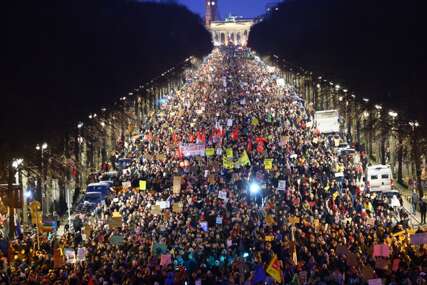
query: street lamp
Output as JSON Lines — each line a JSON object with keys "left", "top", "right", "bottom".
{"left": 388, "top": 111, "right": 398, "bottom": 119}
{"left": 35, "top": 143, "right": 48, "bottom": 215}
{"left": 249, "top": 182, "right": 260, "bottom": 195}
{"left": 374, "top": 104, "right": 382, "bottom": 110}
{"left": 12, "top": 158, "right": 24, "bottom": 169}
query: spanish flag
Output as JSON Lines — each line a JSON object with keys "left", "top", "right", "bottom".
{"left": 266, "top": 255, "right": 282, "bottom": 283}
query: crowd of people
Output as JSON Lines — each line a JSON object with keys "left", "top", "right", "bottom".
{"left": 1, "top": 47, "right": 426, "bottom": 285}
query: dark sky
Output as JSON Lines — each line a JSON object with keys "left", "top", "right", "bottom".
{"left": 178, "top": 0, "right": 275, "bottom": 19}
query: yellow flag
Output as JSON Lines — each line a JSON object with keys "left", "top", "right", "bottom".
{"left": 205, "top": 148, "right": 215, "bottom": 157}
{"left": 239, "top": 150, "right": 251, "bottom": 166}
{"left": 264, "top": 159, "right": 273, "bottom": 170}
{"left": 223, "top": 156, "right": 234, "bottom": 170}
{"left": 251, "top": 117, "right": 259, "bottom": 126}
{"left": 266, "top": 255, "right": 282, "bottom": 283}
{"left": 226, "top": 148, "right": 233, "bottom": 159}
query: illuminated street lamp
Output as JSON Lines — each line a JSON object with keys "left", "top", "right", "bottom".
{"left": 388, "top": 111, "right": 398, "bottom": 119}
{"left": 362, "top": 98, "right": 370, "bottom": 103}
{"left": 249, "top": 182, "right": 260, "bottom": 195}
{"left": 36, "top": 142, "right": 48, "bottom": 214}
{"left": 374, "top": 104, "right": 382, "bottom": 110}
{"left": 409, "top": 120, "right": 420, "bottom": 130}
{"left": 12, "top": 158, "right": 24, "bottom": 169}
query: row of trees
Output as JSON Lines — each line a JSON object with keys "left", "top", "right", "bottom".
{"left": 268, "top": 55, "right": 426, "bottom": 197}
{"left": 248, "top": 0, "right": 427, "bottom": 195}
{"left": 0, "top": 1, "right": 212, "bottom": 235}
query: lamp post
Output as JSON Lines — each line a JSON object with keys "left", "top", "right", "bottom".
{"left": 36, "top": 142, "right": 48, "bottom": 215}
{"left": 409, "top": 121, "right": 423, "bottom": 197}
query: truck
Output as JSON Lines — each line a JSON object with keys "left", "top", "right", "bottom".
{"left": 314, "top": 110, "right": 340, "bottom": 134}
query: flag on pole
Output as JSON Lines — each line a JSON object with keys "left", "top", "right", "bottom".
{"left": 290, "top": 227, "right": 298, "bottom": 266}
{"left": 252, "top": 264, "right": 267, "bottom": 284}
{"left": 239, "top": 150, "right": 251, "bottom": 166}
{"left": 266, "top": 255, "right": 282, "bottom": 283}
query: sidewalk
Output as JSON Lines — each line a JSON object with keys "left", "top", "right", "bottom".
{"left": 396, "top": 183, "right": 423, "bottom": 227}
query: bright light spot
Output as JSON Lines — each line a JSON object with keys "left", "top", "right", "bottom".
{"left": 243, "top": 252, "right": 249, "bottom": 258}
{"left": 24, "top": 191, "right": 32, "bottom": 199}
{"left": 250, "top": 182, "right": 260, "bottom": 195}
{"left": 12, "top": 158, "right": 24, "bottom": 169}
{"left": 388, "top": 111, "right": 398, "bottom": 118}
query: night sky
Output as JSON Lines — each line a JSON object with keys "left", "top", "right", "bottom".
{"left": 178, "top": 0, "right": 274, "bottom": 18}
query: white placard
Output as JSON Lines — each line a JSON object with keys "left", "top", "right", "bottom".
{"left": 277, "top": 180, "right": 286, "bottom": 191}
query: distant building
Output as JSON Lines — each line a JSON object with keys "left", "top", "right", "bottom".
{"left": 209, "top": 15, "right": 254, "bottom": 46}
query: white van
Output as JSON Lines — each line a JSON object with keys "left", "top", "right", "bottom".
{"left": 366, "top": 164, "right": 394, "bottom": 192}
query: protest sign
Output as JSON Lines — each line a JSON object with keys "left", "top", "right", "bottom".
{"left": 160, "top": 254, "right": 172, "bottom": 267}
{"left": 288, "top": 216, "right": 300, "bottom": 225}
{"left": 53, "top": 248, "right": 65, "bottom": 268}
{"left": 373, "top": 244, "right": 390, "bottom": 257}
{"left": 110, "top": 235, "right": 125, "bottom": 246}
{"left": 139, "top": 180, "right": 147, "bottom": 191}
{"left": 179, "top": 144, "right": 206, "bottom": 157}
{"left": 277, "top": 180, "right": 286, "bottom": 191}
{"left": 109, "top": 216, "right": 122, "bottom": 229}
{"left": 410, "top": 233, "right": 427, "bottom": 245}
{"left": 173, "top": 176, "right": 182, "bottom": 194}
{"left": 151, "top": 205, "right": 162, "bottom": 215}
{"left": 77, "top": 247, "right": 87, "bottom": 262}
{"left": 172, "top": 202, "right": 183, "bottom": 213}
{"left": 216, "top": 216, "right": 223, "bottom": 224}
{"left": 368, "top": 279, "right": 383, "bottom": 285}
{"left": 208, "top": 175, "right": 216, "bottom": 184}
{"left": 200, "top": 221, "right": 208, "bottom": 232}
{"left": 64, "top": 248, "right": 76, "bottom": 264}
{"left": 218, "top": 191, "right": 227, "bottom": 200}
{"left": 216, "top": 148, "right": 222, "bottom": 156}
{"left": 122, "top": 181, "right": 131, "bottom": 189}
{"left": 156, "top": 200, "right": 170, "bottom": 209}
{"left": 264, "top": 159, "right": 273, "bottom": 170}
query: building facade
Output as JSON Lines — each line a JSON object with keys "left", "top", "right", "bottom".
{"left": 209, "top": 16, "right": 254, "bottom": 46}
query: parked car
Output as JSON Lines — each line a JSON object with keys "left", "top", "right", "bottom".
{"left": 86, "top": 182, "right": 111, "bottom": 197}
{"left": 115, "top": 158, "right": 133, "bottom": 170}
{"left": 75, "top": 191, "right": 104, "bottom": 213}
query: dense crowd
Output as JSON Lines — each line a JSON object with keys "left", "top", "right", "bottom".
{"left": 1, "top": 47, "right": 426, "bottom": 285}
